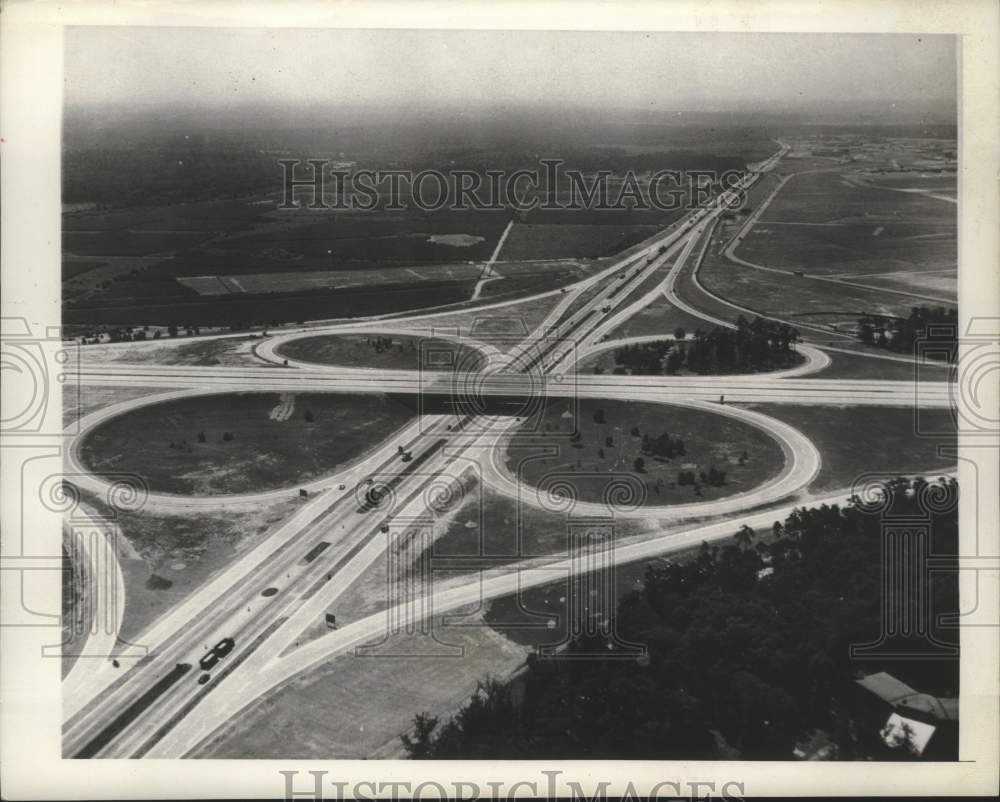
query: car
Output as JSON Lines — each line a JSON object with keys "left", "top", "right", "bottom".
{"left": 213, "top": 637, "right": 235, "bottom": 658}
{"left": 198, "top": 673, "right": 211, "bottom": 685}
{"left": 198, "top": 652, "right": 220, "bottom": 671}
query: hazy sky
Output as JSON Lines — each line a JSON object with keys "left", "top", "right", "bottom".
{"left": 65, "top": 27, "right": 956, "bottom": 117}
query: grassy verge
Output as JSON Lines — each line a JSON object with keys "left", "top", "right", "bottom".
{"left": 277, "top": 333, "right": 485, "bottom": 371}
{"left": 742, "top": 404, "right": 956, "bottom": 493}
{"left": 80, "top": 392, "right": 417, "bottom": 495}
{"left": 74, "top": 490, "right": 303, "bottom": 644}
{"left": 813, "top": 349, "right": 954, "bottom": 381}
{"left": 197, "top": 615, "right": 529, "bottom": 758}
{"left": 508, "top": 397, "right": 785, "bottom": 507}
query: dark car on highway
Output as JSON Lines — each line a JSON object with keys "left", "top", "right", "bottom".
{"left": 213, "top": 637, "right": 235, "bottom": 658}
{"left": 198, "top": 651, "right": 220, "bottom": 671}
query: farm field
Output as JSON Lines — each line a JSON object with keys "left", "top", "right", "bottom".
{"left": 62, "top": 195, "right": 280, "bottom": 232}
{"left": 507, "top": 397, "right": 785, "bottom": 507}
{"left": 63, "top": 280, "right": 478, "bottom": 327}
{"left": 498, "top": 223, "right": 663, "bottom": 260}
{"left": 79, "top": 392, "right": 417, "bottom": 495}
{"left": 63, "top": 230, "right": 214, "bottom": 257}
{"left": 176, "top": 263, "right": 486, "bottom": 296}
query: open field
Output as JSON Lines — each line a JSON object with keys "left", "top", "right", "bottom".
{"left": 481, "top": 258, "right": 610, "bottom": 298}
{"left": 63, "top": 385, "right": 176, "bottom": 429}
{"left": 701, "top": 260, "right": 932, "bottom": 327}
{"left": 757, "top": 170, "right": 955, "bottom": 225}
{"left": 744, "top": 404, "right": 956, "bottom": 493}
{"left": 431, "top": 484, "right": 650, "bottom": 564}
{"left": 508, "top": 398, "right": 785, "bottom": 506}
{"left": 813, "top": 349, "right": 954, "bottom": 381}
{"left": 381, "top": 292, "right": 564, "bottom": 342}
{"left": 697, "top": 162, "right": 959, "bottom": 326}
{"left": 498, "top": 223, "right": 663, "bottom": 260}
{"left": 276, "top": 333, "right": 487, "bottom": 371}
{"left": 79, "top": 392, "right": 417, "bottom": 495}
{"left": 63, "top": 260, "right": 108, "bottom": 279}
{"left": 62, "top": 196, "right": 279, "bottom": 233}
{"left": 737, "top": 222, "right": 956, "bottom": 278}
{"left": 214, "top": 208, "right": 509, "bottom": 263}
{"left": 607, "top": 296, "right": 716, "bottom": 339}
{"left": 849, "top": 269, "right": 957, "bottom": 298}
{"left": 64, "top": 230, "right": 214, "bottom": 257}
{"left": 76, "top": 336, "right": 273, "bottom": 367}
{"left": 176, "top": 263, "right": 485, "bottom": 296}
{"left": 75, "top": 490, "right": 303, "bottom": 644}
{"left": 198, "top": 614, "right": 530, "bottom": 758}
{"left": 64, "top": 281, "right": 478, "bottom": 327}
{"left": 864, "top": 173, "right": 957, "bottom": 193}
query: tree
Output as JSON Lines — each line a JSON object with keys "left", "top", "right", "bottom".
{"left": 401, "top": 712, "right": 439, "bottom": 759}
{"left": 674, "top": 327, "right": 686, "bottom": 340}
{"left": 593, "top": 408, "right": 607, "bottom": 424}
{"left": 304, "top": 409, "right": 314, "bottom": 423}
{"left": 197, "top": 431, "right": 206, "bottom": 443}
{"left": 634, "top": 456, "right": 646, "bottom": 472}
{"left": 734, "top": 524, "right": 755, "bottom": 551}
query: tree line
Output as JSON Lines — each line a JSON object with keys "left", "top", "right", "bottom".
{"left": 858, "top": 306, "right": 957, "bottom": 361}
{"left": 402, "top": 477, "right": 959, "bottom": 761}
{"left": 612, "top": 316, "right": 801, "bottom": 376}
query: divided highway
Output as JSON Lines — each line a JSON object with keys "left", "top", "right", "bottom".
{"left": 62, "top": 142, "right": 956, "bottom": 759}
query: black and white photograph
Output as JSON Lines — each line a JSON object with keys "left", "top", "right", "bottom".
{"left": 1, "top": 1, "right": 997, "bottom": 799}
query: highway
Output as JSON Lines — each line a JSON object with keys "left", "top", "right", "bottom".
{"left": 146, "top": 473, "right": 958, "bottom": 758}
{"left": 61, "top": 141, "right": 957, "bottom": 759}
{"left": 66, "top": 363, "right": 954, "bottom": 404}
